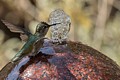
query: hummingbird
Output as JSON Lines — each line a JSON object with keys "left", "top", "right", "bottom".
{"left": 1, "top": 20, "right": 60, "bottom": 62}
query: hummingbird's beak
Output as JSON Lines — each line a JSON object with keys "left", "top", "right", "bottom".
{"left": 48, "top": 23, "right": 61, "bottom": 27}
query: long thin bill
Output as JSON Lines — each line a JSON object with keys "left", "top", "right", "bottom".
{"left": 49, "top": 23, "right": 61, "bottom": 26}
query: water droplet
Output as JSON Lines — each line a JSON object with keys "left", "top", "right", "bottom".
{"left": 49, "top": 9, "right": 71, "bottom": 43}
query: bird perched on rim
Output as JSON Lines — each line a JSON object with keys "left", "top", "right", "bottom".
{"left": 2, "top": 20, "right": 60, "bottom": 62}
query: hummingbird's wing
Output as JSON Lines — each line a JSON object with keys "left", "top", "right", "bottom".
{"left": 1, "top": 20, "right": 32, "bottom": 41}
{"left": 20, "top": 34, "right": 29, "bottom": 41}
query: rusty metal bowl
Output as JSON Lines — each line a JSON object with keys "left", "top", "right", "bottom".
{"left": 0, "top": 39, "right": 120, "bottom": 80}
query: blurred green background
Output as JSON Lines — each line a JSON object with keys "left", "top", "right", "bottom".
{"left": 0, "top": 0, "right": 120, "bottom": 69}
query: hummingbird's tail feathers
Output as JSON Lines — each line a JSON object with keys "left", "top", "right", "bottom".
{"left": 11, "top": 54, "right": 25, "bottom": 63}
{"left": 11, "top": 56, "right": 20, "bottom": 63}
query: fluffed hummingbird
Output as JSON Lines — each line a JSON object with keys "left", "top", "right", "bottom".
{"left": 2, "top": 20, "right": 60, "bottom": 62}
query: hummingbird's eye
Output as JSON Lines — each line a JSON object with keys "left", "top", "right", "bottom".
{"left": 36, "top": 24, "right": 42, "bottom": 32}
{"left": 36, "top": 22, "right": 49, "bottom": 33}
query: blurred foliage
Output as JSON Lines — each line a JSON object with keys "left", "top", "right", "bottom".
{"left": 0, "top": 0, "right": 120, "bottom": 69}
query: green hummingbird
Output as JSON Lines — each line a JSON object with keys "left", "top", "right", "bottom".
{"left": 2, "top": 20, "right": 60, "bottom": 62}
